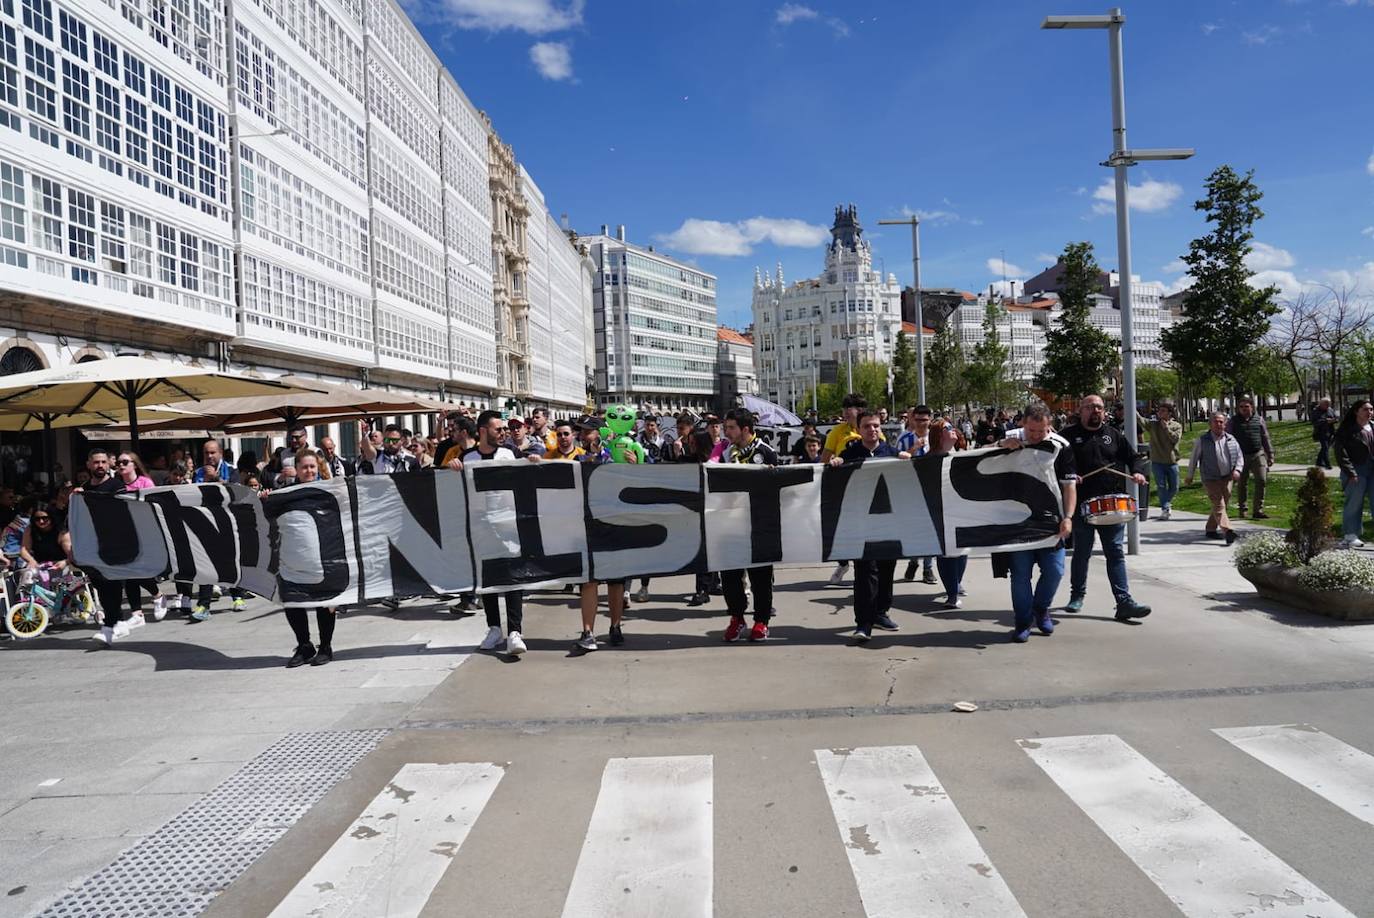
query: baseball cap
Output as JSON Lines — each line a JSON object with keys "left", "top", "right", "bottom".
{"left": 507, "top": 416, "right": 525, "bottom": 427}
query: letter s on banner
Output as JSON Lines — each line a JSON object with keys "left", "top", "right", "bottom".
{"left": 264, "top": 477, "right": 358, "bottom": 606}
{"left": 585, "top": 462, "right": 704, "bottom": 581}
{"left": 68, "top": 492, "right": 170, "bottom": 580}
{"left": 943, "top": 445, "right": 1063, "bottom": 550}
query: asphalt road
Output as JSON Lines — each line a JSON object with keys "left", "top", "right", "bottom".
{"left": 5, "top": 511, "right": 1374, "bottom": 917}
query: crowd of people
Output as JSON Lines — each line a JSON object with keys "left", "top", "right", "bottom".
{"left": 0, "top": 391, "right": 1167, "bottom": 661}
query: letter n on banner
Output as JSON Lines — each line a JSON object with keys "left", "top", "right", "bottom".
{"left": 703, "top": 464, "right": 820, "bottom": 569}
{"left": 585, "top": 463, "right": 704, "bottom": 581}
{"left": 354, "top": 471, "right": 474, "bottom": 600}
{"left": 142, "top": 483, "right": 276, "bottom": 599}
{"left": 265, "top": 477, "right": 358, "bottom": 606}
{"left": 468, "top": 460, "right": 587, "bottom": 591}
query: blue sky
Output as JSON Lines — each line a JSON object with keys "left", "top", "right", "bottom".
{"left": 408, "top": 0, "right": 1374, "bottom": 328}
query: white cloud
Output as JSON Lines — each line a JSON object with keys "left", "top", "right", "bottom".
{"left": 1201, "top": 22, "right": 1221, "bottom": 35}
{"left": 1250, "top": 269, "right": 1304, "bottom": 300}
{"left": 1162, "top": 258, "right": 1187, "bottom": 274}
{"left": 434, "top": 0, "right": 584, "bottom": 33}
{"left": 1034, "top": 252, "right": 1059, "bottom": 267}
{"left": 987, "top": 280, "right": 1022, "bottom": 298}
{"left": 1244, "top": 241, "right": 1296, "bottom": 272}
{"left": 1090, "top": 178, "right": 1183, "bottom": 215}
{"left": 1320, "top": 262, "right": 1374, "bottom": 291}
{"left": 655, "top": 216, "right": 829, "bottom": 256}
{"left": 1164, "top": 274, "right": 1194, "bottom": 296}
{"left": 986, "top": 257, "right": 1026, "bottom": 278}
{"left": 1367, "top": 150, "right": 1374, "bottom": 176}
{"left": 898, "top": 206, "right": 964, "bottom": 225}
{"left": 529, "top": 41, "right": 573, "bottom": 80}
{"left": 1242, "top": 25, "right": 1282, "bottom": 45}
{"left": 774, "top": 3, "right": 848, "bottom": 36}
{"left": 1362, "top": 226, "right": 1374, "bottom": 238}
{"left": 775, "top": 3, "right": 818, "bottom": 24}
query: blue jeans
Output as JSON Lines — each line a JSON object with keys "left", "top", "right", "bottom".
{"left": 1008, "top": 545, "right": 1065, "bottom": 630}
{"left": 1339, "top": 461, "right": 1374, "bottom": 539}
{"left": 1151, "top": 462, "right": 1179, "bottom": 510}
{"left": 936, "top": 555, "right": 967, "bottom": 600}
{"left": 1070, "top": 519, "right": 1132, "bottom": 606}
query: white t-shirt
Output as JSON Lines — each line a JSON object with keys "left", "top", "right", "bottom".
{"left": 462, "top": 446, "right": 517, "bottom": 463}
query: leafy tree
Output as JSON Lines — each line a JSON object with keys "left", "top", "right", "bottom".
{"left": 1036, "top": 242, "right": 1120, "bottom": 399}
{"left": 1288, "top": 467, "right": 1333, "bottom": 563}
{"left": 924, "top": 319, "right": 966, "bottom": 412}
{"left": 1240, "top": 344, "right": 1294, "bottom": 409}
{"left": 891, "top": 330, "right": 918, "bottom": 409}
{"left": 1134, "top": 366, "right": 1178, "bottom": 404}
{"left": 1160, "top": 165, "right": 1282, "bottom": 393}
{"left": 1340, "top": 328, "right": 1374, "bottom": 392}
{"left": 964, "top": 302, "right": 1015, "bottom": 407}
{"left": 800, "top": 361, "right": 891, "bottom": 419}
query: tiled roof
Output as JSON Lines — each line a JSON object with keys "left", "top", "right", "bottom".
{"left": 717, "top": 326, "right": 753, "bottom": 345}
{"left": 901, "top": 322, "right": 937, "bottom": 335}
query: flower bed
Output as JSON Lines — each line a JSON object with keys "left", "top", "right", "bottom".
{"left": 1234, "top": 532, "right": 1374, "bottom": 621}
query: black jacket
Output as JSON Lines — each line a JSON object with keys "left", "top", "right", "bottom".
{"left": 1060, "top": 422, "right": 1146, "bottom": 503}
{"left": 1334, "top": 424, "right": 1374, "bottom": 475}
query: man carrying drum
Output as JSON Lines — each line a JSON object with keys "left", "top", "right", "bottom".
{"left": 1060, "top": 394, "right": 1152, "bottom": 623}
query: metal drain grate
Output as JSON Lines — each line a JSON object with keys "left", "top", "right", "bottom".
{"left": 38, "top": 729, "right": 388, "bottom": 918}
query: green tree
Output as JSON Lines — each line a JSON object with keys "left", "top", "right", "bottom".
{"left": 1241, "top": 344, "right": 1293, "bottom": 409}
{"left": 924, "top": 320, "right": 966, "bottom": 411}
{"left": 1340, "top": 329, "right": 1374, "bottom": 392}
{"left": 891, "top": 330, "right": 918, "bottom": 409}
{"left": 800, "top": 360, "right": 890, "bottom": 418}
{"left": 965, "top": 302, "right": 1014, "bottom": 407}
{"left": 1134, "top": 366, "right": 1179, "bottom": 404}
{"left": 1160, "top": 165, "right": 1282, "bottom": 393}
{"left": 1035, "top": 241, "right": 1120, "bottom": 399}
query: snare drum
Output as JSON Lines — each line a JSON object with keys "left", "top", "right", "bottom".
{"left": 1082, "top": 493, "right": 1137, "bottom": 526}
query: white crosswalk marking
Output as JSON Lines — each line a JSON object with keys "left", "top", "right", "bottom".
{"left": 814, "top": 745, "right": 1026, "bottom": 917}
{"left": 1021, "top": 734, "right": 1357, "bottom": 918}
{"left": 560, "top": 755, "right": 713, "bottom": 918}
{"left": 266, "top": 762, "right": 504, "bottom": 918}
{"left": 1215, "top": 724, "right": 1374, "bottom": 828}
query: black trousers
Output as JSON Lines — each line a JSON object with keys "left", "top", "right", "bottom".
{"left": 722, "top": 566, "right": 772, "bottom": 622}
{"left": 90, "top": 575, "right": 151, "bottom": 622}
{"left": 176, "top": 583, "right": 249, "bottom": 604}
{"left": 285, "top": 607, "right": 335, "bottom": 650}
{"left": 854, "top": 559, "right": 897, "bottom": 629}
{"left": 483, "top": 591, "right": 523, "bottom": 632}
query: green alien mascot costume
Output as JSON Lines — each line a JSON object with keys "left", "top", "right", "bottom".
{"left": 600, "top": 404, "right": 646, "bottom": 464}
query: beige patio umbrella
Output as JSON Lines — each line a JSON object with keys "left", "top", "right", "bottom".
{"left": 0, "top": 405, "right": 206, "bottom": 485}
{"left": 0, "top": 356, "right": 325, "bottom": 444}
{"left": 132, "top": 375, "right": 450, "bottom": 435}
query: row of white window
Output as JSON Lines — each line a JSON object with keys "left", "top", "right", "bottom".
{"left": 240, "top": 0, "right": 365, "bottom": 102}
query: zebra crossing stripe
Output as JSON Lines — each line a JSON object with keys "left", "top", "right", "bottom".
{"left": 1021, "top": 734, "right": 1357, "bottom": 918}
{"left": 814, "top": 745, "right": 1026, "bottom": 917}
{"left": 561, "top": 755, "right": 713, "bottom": 918}
{"left": 267, "top": 762, "right": 504, "bottom": 918}
{"left": 1214, "top": 724, "right": 1374, "bottom": 828}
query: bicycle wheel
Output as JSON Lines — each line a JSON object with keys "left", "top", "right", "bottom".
{"left": 5, "top": 600, "right": 48, "bottom": 639}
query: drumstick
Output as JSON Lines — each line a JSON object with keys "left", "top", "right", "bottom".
{"left": 1080, "top": 465, "right": 1137, "bottom": 482}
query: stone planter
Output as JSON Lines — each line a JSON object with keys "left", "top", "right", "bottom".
{"left": 1237, "top": 562, "right": 1374, "bottom": 621}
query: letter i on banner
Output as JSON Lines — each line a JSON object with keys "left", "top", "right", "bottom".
{"left": 467, "top": 460, "right": 588, "bottom": 591}
{"left": 703, "top": 464, "right": 822, "bottom": 569}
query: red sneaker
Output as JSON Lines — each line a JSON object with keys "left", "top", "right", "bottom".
{"left": 749, "top": 621, "right": 769, "bottom": 642}
{"left": 723, "top": 617, "right": 747, "bottom": 642}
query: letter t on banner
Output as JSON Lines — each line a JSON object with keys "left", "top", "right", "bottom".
{"left": 468, "top": 461, "right": 588, "bottom": 590}
{"left": 703, "top": 465, "right": 821, "bottom": 569}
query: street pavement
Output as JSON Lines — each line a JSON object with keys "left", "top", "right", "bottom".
{"left": 4, "top": 510, "right": 1374, "bottom": 917}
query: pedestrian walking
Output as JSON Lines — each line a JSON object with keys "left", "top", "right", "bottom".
{"left": 1227, "top": 398, "right": 1273, "bottom": 519}
{"left": 1184, "top": 412, "right": 1243, "bottom": 545}
{"left": 897, "top": 405, "right": 937, "bottom": 584}
{"left": 1138, "top": 402, "right": 1182, "bottom": 520}
{"left": 265, "top": 452, "right": 339, "bottom": 667}
{"left": 1312, "top": 397, "right": 1336, "bottom": 469}
{"left": 1334, "top": 399, "right": 1374, "bottom": 548}
{"left": 822, "top": 393, "right": 866, "bottom": 585}
{"left": 715, "top": 408, "right": 777, "bottom": 643}
{"left": 927, "top": 418, "right": 969, "bottom": 608}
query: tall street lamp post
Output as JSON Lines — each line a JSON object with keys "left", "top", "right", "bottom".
{"left": 1041, "top": 7, "right": 1193, "bottom": 555}
{"left": 878, "top": 217, "right": 924, "bottom": 405}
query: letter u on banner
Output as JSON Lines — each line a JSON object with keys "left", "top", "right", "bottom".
{"left": 467, "top": 460, "right": 588, "bottom": 591}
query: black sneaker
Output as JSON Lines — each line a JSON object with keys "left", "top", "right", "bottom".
{"left": 1224, "top": 529, "right": 1237, "bottom": 545}
{"left": 1115, "top": 600, "right": 1152, "bottom": 621}
{"left": 686, "top": 591, "right": 708, "bottom": 606}
{"left": 921, "top": 569, "right": 938, "bottom": 585}
{"left": 873, "top": 614, "right": 899, "bottom": 631}
{"left": 310, "top": 646, "right": 333, "bottom": 666}
{"left": 286, "top": 644, "right": 316, "bottom": 668}
{"left": 609, "top": 625, "right": 624, "bottom": 646}
{"left": 1205, "top": 530, "right": 1223, "bottom": 540}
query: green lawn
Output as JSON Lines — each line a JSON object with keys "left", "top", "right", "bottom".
{"left": 1172, "top": 418, "right": 1319, "bottom": 467}
{"left": 1162, "top": 472, "right": 1374, "bottom": 541}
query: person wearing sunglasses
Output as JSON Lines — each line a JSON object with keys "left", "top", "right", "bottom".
{"left": 546, "top": 420, "right": 585, "bottom": 461}
{"left": 19, "top": 502, "right": 71, "bottom": 569}
{"left": 80, "top": 450, "right": 162, "bottom": 643}
{"left": 358, "top": 422, "right": 420, "bottom": 475}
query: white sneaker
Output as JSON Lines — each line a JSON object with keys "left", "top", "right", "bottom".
{"left": 179, "top": 596, "right": 194, "bottom": 613}
{"left": 126, "top": 610, "right": 146, "bottom": 629}
{"left": 634, "top": 586, "right": 649, "bottom": 603}
{"left": 479, "top": 625, "right": 503, "bottom": 650}
{"left": 506, "top": 631, "right": 527, "bottom": 655}
{"left": 92, "top": 627, "right": 113, "bottom": 646}
{"left": 112, "top": 620, "right": 131, "bottom": 640}
{"left": 152, "top": 595, "right": 168, "bottom": 622}
{"left": 1159, "top": 508, "right": 1171, "bottom": 521}
{"left": 945, "top": 597, "right": 962, "bottom": 609}
{"left": 1347, "top": 538, "right": 1366, "bottom": 549}
{"left": 828, "top": 563, "right": 848, "bottom": 585}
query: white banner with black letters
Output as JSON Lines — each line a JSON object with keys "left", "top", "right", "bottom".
{"left": 69, "top": 446, "right": 1068, "bottom": 605}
